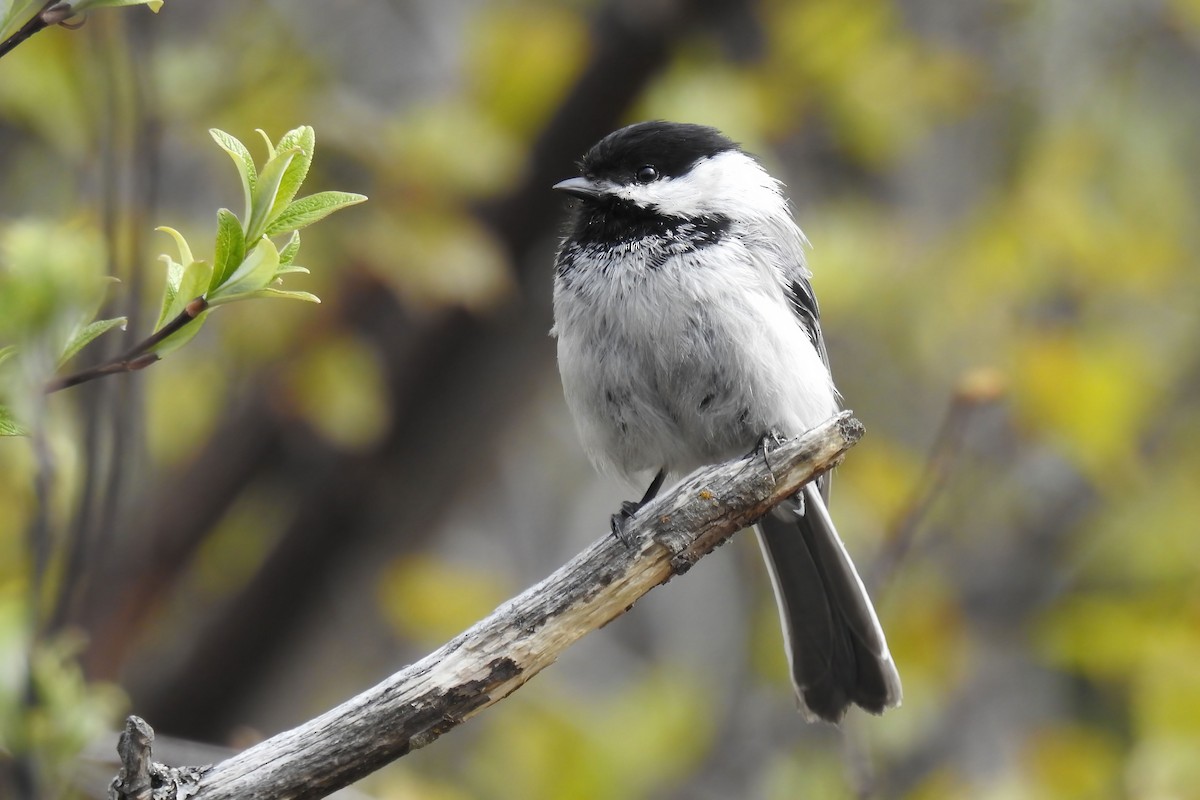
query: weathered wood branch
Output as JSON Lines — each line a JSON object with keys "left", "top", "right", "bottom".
{"left": 108, "top": 716, "right": 210, "bottom": 800}
{"left": 109, "top": 412, "right": 864, "bottom": 800}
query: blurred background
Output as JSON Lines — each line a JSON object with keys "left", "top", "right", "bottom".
{"left": 2, "top": 0, "right": 1199, "bottom": 798}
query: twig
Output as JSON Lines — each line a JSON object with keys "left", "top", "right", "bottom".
{"left": 108, "top": 413, "right": 864, "bottom": 800}
{"left": 108, "top": 716, "right": 209, "bottom": 800}
{"left": 108, "top": 717, "right": 154, "bottom": 800}
{"left": 44, "top": 296, "right": 208, "bottom": 394}
{"left": 868, "top": 369, "right": 1006, "bottom": 592}
{"left": 0, "top": 2, "right": 72, "bottom": 60}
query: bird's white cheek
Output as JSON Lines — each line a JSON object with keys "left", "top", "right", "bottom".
{"left": 620, "top": 152, "right": 787, "bottom": 220}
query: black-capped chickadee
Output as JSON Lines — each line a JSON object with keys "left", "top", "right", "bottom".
{"left": 550, "top": 121, "right": 901, "bottom": 722}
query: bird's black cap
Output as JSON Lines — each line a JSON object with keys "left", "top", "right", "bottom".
{"left": 578, "top": 121, "right": 739, "bottom": 183}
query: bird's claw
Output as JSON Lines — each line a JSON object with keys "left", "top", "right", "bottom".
{"left": 610, "top": 500, "right": 642, "bottom": 547}
{"left": 754, "top": 429, "right": 788, "bottom": 478}
{"left": 754, "top": 428, "right": 788, "bottom": 453}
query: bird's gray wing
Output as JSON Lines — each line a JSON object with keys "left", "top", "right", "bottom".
{"left": 783, "top": 272, "right": 832, "bottom": 502}
{"left": 784, "top": 272, "right": 830, "bottom": 374}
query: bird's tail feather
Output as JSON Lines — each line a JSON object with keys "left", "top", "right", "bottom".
{"left": 754, "top": 483, "right": 902, "bottom": 723}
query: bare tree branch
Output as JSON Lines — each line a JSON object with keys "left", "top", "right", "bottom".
{"left": 868, "top": 369, "right": 1006, "bottom": 592}
{"left": 108, "top": 412, "right": 864, "bottom": 800}
{"left": 108, "top": 717, "right": 154, "bottom": 800}
{"left": 108, "top": 716, "right": 209, "bottom": 800}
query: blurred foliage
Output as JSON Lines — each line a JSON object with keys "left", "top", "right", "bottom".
{"left": 0, "top": 219, "right": 116, "bottom": 417}
{"left": 1, "top": 4, "right": 364, "bottom": 796}
{"left": 283, "top": 333, "right": 390, "bottom": 451}
{"left": 462, "top": 671, "right": 714, "bottom": 800}
{"left": 377, "top": 554, "right": 510, "bottom": 646}
{"left": 1, "top": 0, "right": 1199, "bottom": 799}
{"left": 0, "top": 598, "right": 125, "bottom": 798}
{"left": 0, "top": 123, "right": 363, "bottom": 434}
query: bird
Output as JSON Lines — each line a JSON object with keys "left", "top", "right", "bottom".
{"left": 549, "top": 120, "right": 901, "bottom": 723}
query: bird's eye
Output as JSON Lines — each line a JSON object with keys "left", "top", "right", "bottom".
{"left": 635, "top": 165, "right": 658, "bottom": 184}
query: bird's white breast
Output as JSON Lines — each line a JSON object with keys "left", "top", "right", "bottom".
{"left": 553, "top": 226, "right": 838, "bottom": 481}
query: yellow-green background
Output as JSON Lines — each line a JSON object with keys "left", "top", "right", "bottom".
{"left": 1, "top": 0, "right": 1198, "bottom": 798}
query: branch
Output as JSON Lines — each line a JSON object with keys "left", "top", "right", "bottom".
{"left": 109, "top": 716, "right": 153, "bottom": 800}
{"left": 108, "top": 716, "right": 209, "bottom": 800}
{"left": 108, "top": 412, "right": 864, "bottom": 800}
{"left": 0, "top": 1, "right": 71, "bottom": 60}
{"left": 868, "top": 369, "right": 1005, "bottom": 592}
{"left": 44, "top": 296, "right": 208, "bottom": 393}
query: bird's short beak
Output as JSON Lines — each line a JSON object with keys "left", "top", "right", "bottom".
{"left": 552, "top": 176, "right": 603, "bottom": 200}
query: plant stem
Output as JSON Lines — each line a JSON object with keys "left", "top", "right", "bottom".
{"left": 44, "top": 296, "right": 209, "bottom": 393}
{"left": 0, "top": 2, "right": 65, "bottom": 60}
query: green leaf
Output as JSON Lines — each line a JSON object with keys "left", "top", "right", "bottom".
{"left": 68, "top": 0, "right": 165, "bottom": 11}
{"left": 0, "top": 1, "right": 41, "bottom": 42}
{"left": 273, "top": 265, "right": 310, "bottom": 277}
{"left": 150, "top": 305, "right": 210, "bottom": 357}
{"left": 210, "top": 128, "right": 257, "bottom": 225}
{"left": 270, "top": 126, "right": 315, "bottom": 221}
{"left": 156, "top": 225, "right": 194, "bottom": 268}
{"left": 245, "top": 148, "right": 299, "bottom": 242}
{"left": 154, "top": 227, "right": 210, "bottom": 329}
{"left": 210, "top": 209, "right": 246, "bottom": 291}
{"left": 0, "top": 405, "right": 26, "bottom": 437}
{"left": 0, "top": 344, "right": 17, "bottom": 369}
{"left": 150, "top": 258, "right": 211, "bottom": 356}
{"left": 58, "top": 316, "right": 127, "bottom": 366}
{"left": 81, "top": 276, "right": 121, "bottom": 332}
{"left": 154, "top": 254, "right": 184, "bottom": 330}
{"left": 243, "top": 287, "right": 321, "bottom": 304}
{"left": 176, "top": 260, "right": 213, "bottom": 311}
{"left": 255, "top": 128, "right": 276, "bottom": 162}
{"left": 155, "top": 255, "right": 212, "bottom": 335}
{"left": 264, "top": 191, "right": 367, "bottom": 237}
{"left": 278, "top": 230, "right": 301, "bottom": 266}
{"left": 208, "top": 237, "right": 280, "bottom": 304}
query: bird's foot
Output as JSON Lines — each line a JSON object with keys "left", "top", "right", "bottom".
{"left": 609, "top": 468, "right": 666, "bottom": 546}
{"left": 610, "top": 500, "right": 642, "bottom": 547}
{"left": 754, "top": 428, "right": 789, "bottom": 478}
